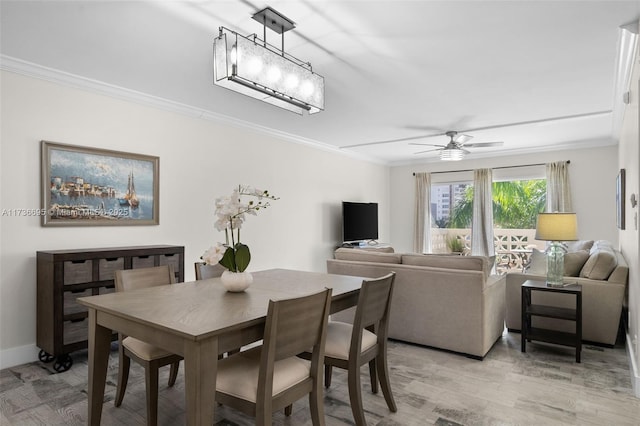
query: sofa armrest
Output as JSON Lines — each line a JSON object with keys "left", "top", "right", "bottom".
{"left": 482, "top": 274, "right": 506, "bottom": 352}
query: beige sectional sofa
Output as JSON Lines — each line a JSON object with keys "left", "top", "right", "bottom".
{"left": 327, "top": 248, "right": 505, "bottom": 359}
{"left": 505, "top": 240, "right": 629, "bottom": 346}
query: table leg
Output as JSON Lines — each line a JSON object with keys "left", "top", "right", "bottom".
{"left": 87, "top": 309, "right": 112, "bottom": 426}
{"left": 576, "top": 292, "right": 582, "bottom": 363}
{"left": 183, "top": 338, "right": 218, "bottom": 426}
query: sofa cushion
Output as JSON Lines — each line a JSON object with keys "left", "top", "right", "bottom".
{"left": 563, "top": 250, "right": 590, "bottom": 276}
{"left": 334, "top": 248, "right": 402, "bottom": 264}
{"left": 401, "top": 254, "right": 490, "bottom": 276}
{"left": 580, "top": 246, "right": 617, "bottom": 280}
{"left": 528, "top": 248, "right": 590, "bottom": 277}
{"left": 564, "top": 240, "right": 594, "bottom": 252}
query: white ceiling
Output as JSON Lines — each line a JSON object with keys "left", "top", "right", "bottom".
{"left": 2, "top": 1, "right": 639, "bottom": 165}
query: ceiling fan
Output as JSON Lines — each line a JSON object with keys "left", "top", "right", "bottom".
{"left": 410, "top": 131, "right": 503, "bottom": 161}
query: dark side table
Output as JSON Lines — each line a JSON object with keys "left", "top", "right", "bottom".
{"left": 521, "top": 279, "right": 582, "bottom": 362}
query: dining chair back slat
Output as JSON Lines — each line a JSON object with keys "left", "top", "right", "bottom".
{"left": 115, "top": 265, "right": 175, "bottom": 292}
{"left": 194, "top": 262, "right": 225, "bottom": 280}
{"left": 354, "top": 277, "right": 394, "bottom": 332}
{"left": 269, "top": 289, "right": 332, "bottom": 361}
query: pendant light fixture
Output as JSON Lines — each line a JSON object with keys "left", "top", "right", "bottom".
{"left": 213, "top": 7, "right": 324, "bottom": 115}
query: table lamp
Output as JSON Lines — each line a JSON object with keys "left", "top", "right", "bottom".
{"left": 535, "top": 212, "right": 578, "bottom": 287}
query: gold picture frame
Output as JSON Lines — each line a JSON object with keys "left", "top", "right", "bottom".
{"left": 41, "top": 141, "right": 159, "bottom": 226}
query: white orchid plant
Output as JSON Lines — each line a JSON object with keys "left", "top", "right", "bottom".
{"left": 201, "top": 185, "right": 278, "bottom": 273}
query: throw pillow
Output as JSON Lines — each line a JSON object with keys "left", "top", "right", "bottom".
{"left": 526, "top": 249, "right": 547, "bottom": 275}
{"left": 563, "top": 250, "right": 590, "bottom": 277}
{"left": 580, "top": 248, "right": 617, "bottom": 280}
{"left": 589, "top": 240, "right": 613, "bottom": 254}
{"left": 564, "top": 240, "right": 594, "bottom": 252}
{"left": 401, "top": 254, "right": 486, "bottom": 273}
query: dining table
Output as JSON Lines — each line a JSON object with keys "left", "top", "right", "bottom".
{"left": 77, "top": 268, "right": 365, "bottom": 425}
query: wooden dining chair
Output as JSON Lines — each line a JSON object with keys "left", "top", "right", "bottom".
{"left": 113, "top": 265, "right": 182, "bottom": 426}
{"left": 194, "top": 261, "right": 225, "bottom": 280}
{"left": 323, "top": 272, "right": 397, "bottom": 426}
{"left": 214, "top": 288, "right": 332, "bottom": 426}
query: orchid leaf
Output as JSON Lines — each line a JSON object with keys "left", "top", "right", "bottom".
{"left": 234, "top": 243, "right": 251, "bottom": 272}
{"left": 219, "top": 246, "right": 236, "bottom": 272}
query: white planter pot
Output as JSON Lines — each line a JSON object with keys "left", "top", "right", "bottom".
{"left": 220, "top": 270, "right": 253, "bottom": 292}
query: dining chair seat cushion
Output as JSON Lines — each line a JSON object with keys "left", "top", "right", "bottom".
{"left": 122, "top": 336, "right": 175, "bottom": 361}
{"left": 324, "top": 321, "right": 377, "bottom": 360}
{"left": 216, "top": 347, "right": 311, "bottom": 402}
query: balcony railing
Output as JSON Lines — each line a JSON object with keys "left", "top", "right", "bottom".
{"left": 431, "top": 228, "right": 545, "bottom": 274}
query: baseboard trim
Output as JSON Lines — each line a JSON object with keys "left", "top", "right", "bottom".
{"left": 626, "top": 331, "right": 640, "bottom": 398}
{"left": 0, "top": 344, "right": 39, "bottom": 370}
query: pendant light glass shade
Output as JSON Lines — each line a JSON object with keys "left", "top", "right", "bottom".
{"left": 213, "top": 28, "right": 324, "bottom": 115}
{"left": 439, "top": 148, "right": 465, "bottom": 161}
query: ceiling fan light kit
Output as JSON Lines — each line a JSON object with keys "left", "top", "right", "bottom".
{"left": 213, "top": 7, "right": 324, "bottom": 115}
{"left": 440, "top": 148, "right": 465, "bottom": 161}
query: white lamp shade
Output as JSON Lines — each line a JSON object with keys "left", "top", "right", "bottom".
{"left": 535, "top": 213, "right": 578, "bottom": 241}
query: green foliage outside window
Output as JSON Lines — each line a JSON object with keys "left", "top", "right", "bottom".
{"left": 448, "top": 180, "right": 546, "bottom": 229}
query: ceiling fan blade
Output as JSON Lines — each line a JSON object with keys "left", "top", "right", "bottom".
{"left": 463, "top": 141, "right": 504, "bottom": 148}
{"left": 408, "top": 143, "right": 446, "bottom": 147}
{"left": 453, "top": 133, "right": 473, "bottom": 143}
{"left": 455, "top": 111, "right": 611, "bottom": 134}
{"left": 413, "top": 148, "right": 443, "bottom": 155}
{"left": 341, "top": 132, "right": 446, "bottom": 148}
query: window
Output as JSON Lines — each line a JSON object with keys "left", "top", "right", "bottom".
{"left": 429, "top": 166, "right": 547, "bottom": 272}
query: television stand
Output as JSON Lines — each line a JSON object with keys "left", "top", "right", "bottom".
{"left": 340, "top": 241, "right": 392, "bottom": 249}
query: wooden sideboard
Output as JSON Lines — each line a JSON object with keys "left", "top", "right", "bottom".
{"left": 36, "top": 245, "right": 184, "bottom": 372}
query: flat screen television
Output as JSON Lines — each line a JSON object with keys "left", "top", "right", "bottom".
{"left": 342, "top": 201, "right": 378, "bottom": 242}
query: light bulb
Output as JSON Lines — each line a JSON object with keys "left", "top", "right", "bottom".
{"left": 230, "top": 45, "right": 238, "bottom": 65}
{"left": 267, "top": 66, "right": 281, "bottom": 82}
{"left": 246, "top": 57, "right": 263, "bottom": 75}
{"left": 301, "top": 81, "right": 314, "bottom": 96}
{"left": 285, "top": 74, "right": 299, "bottom": 89}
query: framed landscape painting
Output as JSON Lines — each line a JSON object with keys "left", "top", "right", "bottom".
{"left": 41, "top": 141, "right": 159, "bottom": 226}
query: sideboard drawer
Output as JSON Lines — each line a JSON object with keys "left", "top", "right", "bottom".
{"left": 159, "top": 253, "right": 180, "bottom": 270}
{"left": 132, "top": 255, "right": 155, "bottom": 269}
{"left": 98, "top": 257, "right": 124, "bottom": 281}
{"left": 63, "top": 260, "right": 92, "bottom": 285}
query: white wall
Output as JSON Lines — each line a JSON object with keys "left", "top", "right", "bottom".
{"left": 0, "top": 71, "right": 390, "bottom": 367}
{"left": 619, "top": 36, "right": 640, "bottom": 397}
{"left": 389, "top": 147, "right": 620, "bottom": 254}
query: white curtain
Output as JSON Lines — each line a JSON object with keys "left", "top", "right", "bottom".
{"left": 471, "top": 168, "right": 495, "bottom": 256}
{"left": 414, "top": 172, "right": 431, "bottom": 253}
{"left": 546, "top": 161, "right": 572, "bottom": 212}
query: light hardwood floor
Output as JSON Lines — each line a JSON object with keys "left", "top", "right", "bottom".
{"left": 1, "top": 330, "right": 639, "bottom": 425}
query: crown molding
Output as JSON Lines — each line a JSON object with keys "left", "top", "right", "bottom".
{"left": 0, "top": 55, "right": 386, "bottom": 166}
